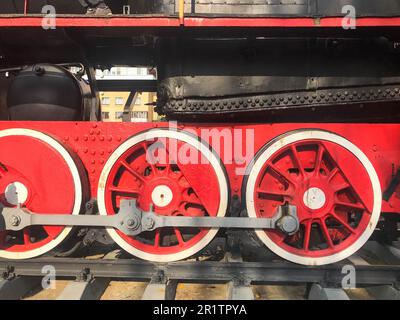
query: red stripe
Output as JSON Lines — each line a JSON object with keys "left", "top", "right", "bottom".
{"left": 1, "top": 16, "right": 400, "bottom": 28}
{"left": 0, "top": 17, "right": 180, "bottom": 27}
{"left": 184, "top": 17, "right": 400, "bottom": 27}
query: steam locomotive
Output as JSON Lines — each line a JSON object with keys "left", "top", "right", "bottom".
{"left": 0, "top": 0, "right": 398, "bottom": 266}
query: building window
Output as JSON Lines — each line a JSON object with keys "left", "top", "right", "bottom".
{"left": 134, "top": 96, "right": 142, "bottom": 105}
{"left": 115, "top": 97, "right": 125, "bottom": 105}
{"left": 101, "top": 97, "right": 110, "bottom": 105}
{"left": 102, "top": 112, "right": 110, "bottom": 120}
{"left": 131, "top": 111, "right": 148, "bottom": 122}
{"left": 115, "top": 112, "right": 124, "bottom": 119}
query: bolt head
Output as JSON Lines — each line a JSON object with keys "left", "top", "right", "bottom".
{"left": 10, "top": 215, "right": 21, "bottom": 227}
{"left": 144, "top": 217, "right": 155, "bottom": 230}
{"left": 277, "top": 216, "right": 299, "bottom": 235}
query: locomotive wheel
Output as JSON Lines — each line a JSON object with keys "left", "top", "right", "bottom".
{"left": 245, "top": 130, "right": 381, "bottom": 265}
{"left": 0, "top": 128, "right": 84, "bottom": 259}
{"left": 97, "top": 129, "right": 229, "bottom": 262}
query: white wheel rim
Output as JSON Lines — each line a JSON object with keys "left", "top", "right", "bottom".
{"left": 98, "top": 129, "right": 229, "bottom": 262}
{"left": 0, "top": 128, "right": 82, "bottom": 259}
{"left": 246, "top": 130, "right": 382, "bottom": 266}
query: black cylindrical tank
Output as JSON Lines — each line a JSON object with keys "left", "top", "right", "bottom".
{"left": 7, "top": 64, "right": 83, "bottom": 121}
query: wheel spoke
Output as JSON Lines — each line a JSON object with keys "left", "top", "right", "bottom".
{"left": 335, "top": 201, "right": 365, "bottom": 211}
{"left": 303, "top": 220, "right": 312, "bottom": 251}
{"left": 180, "top": 188, "right": 203, "bottom": 207}
{"left": 153, "top": 229, "right": 161, "bottom": 248}
{"left": 290, "top": 145, "right": 305, "bottom": 176}
{"left": 319, "top": 218, "right": 334, "bottom": 249}
{"left": 141, "top": 142, "right": 158, "bottom": 176}
{"left": 119, "top": 160, "right": 145, "bottom": 182}
{"left": 256, "top": 187, "right": 290, "bottom": 198}
{"left": 269, "top": 163, "right": 296, "bottom": 186}
{"left": 23, "top": 229, "right": 30, "bottom": 245}
{"left": 174, "top": 228, "right": 185, "bottom": 246}
{"left": 328, "top": 167, "right": 339, "bottom": 182}
{"left": 184, "top": 197, "right": 203, "bottom": 207}
{"left": 109, "top": 186, "right": 140, "bottom": 194}
{"left": 332, "top": 182, "right": 350, "bottom": 192}
{"left": 329, "top": 212, "right": 356, "bottom": 234}
{"left": 314, "top": 143, "right": 325, "bottom": 176}
{"left": 0, "top": 165, "right": 6, "bottom": 178}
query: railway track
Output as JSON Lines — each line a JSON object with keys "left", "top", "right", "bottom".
{"left": 0, "top": 240, "right": 398, "bottom": 300}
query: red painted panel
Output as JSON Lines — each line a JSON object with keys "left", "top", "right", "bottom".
{"left": 0, "top": 121, "right": 398, "bottom": 214}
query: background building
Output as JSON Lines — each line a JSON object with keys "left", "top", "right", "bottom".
{"left": 97, "top": 67, "right": 160, "bottom": 122}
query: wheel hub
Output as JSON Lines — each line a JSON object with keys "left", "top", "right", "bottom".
{"left": 302, "top": 187, "right": 326, "bottom": 211}
{"left": 151, "top": 185, "right": 173, "bottom": 208}
{"left": 5, "top": 181, "right": 29, "bottom": 206}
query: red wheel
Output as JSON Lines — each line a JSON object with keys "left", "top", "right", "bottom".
{"left": 246, "top": 130, "right": 381, "bottom": 265}
{"left": 98, "top": 129, "right": 229, "bottom": 262}
{"left": 0, "top": 129, "right": 84, "bottom": 259}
